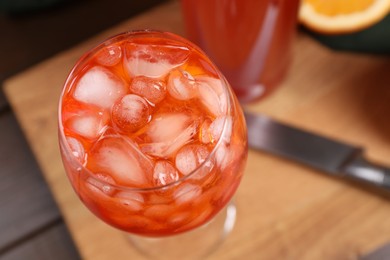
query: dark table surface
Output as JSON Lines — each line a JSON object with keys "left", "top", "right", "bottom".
{"left": 0, "top": 0, "right": 167, "bottom": 259}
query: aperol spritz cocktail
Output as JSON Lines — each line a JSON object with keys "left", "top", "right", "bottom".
{"left": 58, "top": 30, "right": 247, "bottom": 238}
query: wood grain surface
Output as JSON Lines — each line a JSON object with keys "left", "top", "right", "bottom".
{"left": 4, "top": 1, "right": 390, "bottom": 259}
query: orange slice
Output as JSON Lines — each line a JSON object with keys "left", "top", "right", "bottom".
{"left": 299, "top": 0, "right": 390, "bottom": 34}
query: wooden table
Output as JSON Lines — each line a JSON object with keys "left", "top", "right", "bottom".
{"left": 4, "top": 1, "right": 390, "bottom": 259}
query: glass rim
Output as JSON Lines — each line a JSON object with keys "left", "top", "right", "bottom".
{"left": 58, "top": 29, "right": 234, "bottom": 192}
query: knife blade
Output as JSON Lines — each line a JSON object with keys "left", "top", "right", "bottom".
{"left": 244, "top": 112, "right": 390, "bottom": 190}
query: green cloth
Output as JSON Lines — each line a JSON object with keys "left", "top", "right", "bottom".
{"left": 305, "top": 14, "right": 390, "bottom": 54}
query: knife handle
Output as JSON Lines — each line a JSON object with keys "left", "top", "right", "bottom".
{"left": 342, "top": 154, "right": 390, "bottom": 190}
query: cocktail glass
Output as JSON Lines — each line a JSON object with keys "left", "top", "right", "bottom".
{"left": 58, "top": 30, "right": 247, "bottom": 258}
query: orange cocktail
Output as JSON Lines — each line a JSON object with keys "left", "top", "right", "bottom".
{"left": 58, "top": 30, "right": 247, "bottom": 237}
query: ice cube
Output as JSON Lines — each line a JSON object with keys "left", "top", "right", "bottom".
{"left": 67, "top": 110, "right": 108, "bottom": 139}
{"left": 200, "top": 116, "right": 233, "bottom": 144}
{"left": 87, "top": 136, "right": 153, "bottom": 187}
{"left": 73, "top": 66, "right": 126, "bottom": 109}
{"left": 197, "top": 76, "right": 228, "bottom": 116}
{"left": 141, "top": 113, "right": 197, "bottom": 158}
{"left": 123, "top": 215, "right": 160, "bottom": 230}
{"left": 199, "top": 118, "right": 212, "bottom": 144}
{"left": 96, "top": 44, "right": 122, "bottom": 67}
{"left": 115, "top": 191, "right": 144, "bottom": 212}
{"left": 144, "top": 204, "right": 173, "bottom": 221}
{"left": 209, "top": 116, "right": 233, "bottom": 144}
{"left": 124, "top": 43, "right": 190, "bottom": 78}
{"left": 218, "top": 143, "right": 245, "bottom": 173}
{"left": 167, "top": 211, "right": 191, "bottom": 226}
{"left": 85, "top": 173, "right": 116, "bottom": 197}
{"left": 167, "top": 69, "right": 197, "bottom": 100}
{"left": 173, "top": 183, "right": 202, "bottom": 205}
{"left": 148, "top": 193, "right": 172, "bottom": 205}
{"left": 66, "top": 136, "right": 85, "bottom": 163}
{"left": 175, "top": 144, "right": 211, "bottom": 176}
{"left": 153, "top": 160, "right": 179, "bottom": 187}
{"left": 215, "top": 144, "right": 232, "bottom": 171}
{"left": 129, "top": 76, "right": 166, "bottom": 104}
{"left": 183, "top": 204, "right": 213, "bottom": 230}
{"left": 111, "top": 94, "right": 151, "bottom": 133}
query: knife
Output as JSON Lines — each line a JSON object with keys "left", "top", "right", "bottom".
{"left": 244, "top": 112, "right": 390, "bottom": 190}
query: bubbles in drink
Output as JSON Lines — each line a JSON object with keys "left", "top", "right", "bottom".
{"left": 175, "top": 144, "right": 211, "bottom": 176}
{"left": 96, "top": 44, "right": 122, "bottom": 67}
{"left": 124, "top": 43, "right": 190, "bottom": 78}
{"left": 153, "top": 160, "right": 180, "bottom": 186}
{"left": 73, "top": 66, "right": 126, "bottom": 109}
{"left": 167, "top": 69, "right": 197, "bottom": 100}
{"left": 129, "top": 76, "right": 167, "bottom": 104}
{"left": 87, "top": 136, "right": 153, "bottom": 187}
{"left": 111, "top": 94, "right": 151, "bottom": 133}
{"left": 140, "top": 113, "right": 197, "bottom": 158}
